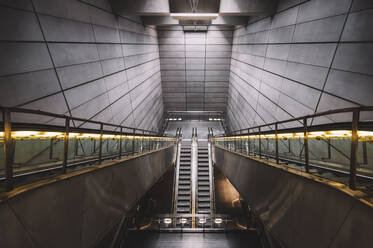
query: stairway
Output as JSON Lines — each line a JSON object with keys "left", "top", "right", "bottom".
{"left": 197, "top": 144, "right": 211, "bottom": 214}
{"left": 176, "top": 141, "right": 192, "bottom": 214}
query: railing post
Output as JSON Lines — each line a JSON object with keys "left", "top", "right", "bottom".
{"left": 327, "top": 138, "right": 331, "bottom": 160}
{"left": 149, "top": 135, "right": 152, "bottom": 152}
{"left": 258, "top": 127, "right": 262, "bottom": 158}
{"left": 3, "top": 108, "right": 14, "bottom": 191}
{"left": 132, "top": 129, "right": 135, "bottom": 155}
{"left": 349, "top": 110, "right": 360, "bottom": 190}
{"left": 240, "top": 131, "right": 243, "bottom": 153}
{"left": 49, "top": 138, "right": 54, "bottom": 159}
{"left": 62, "top": 117, "right": 70, "bottom": 174}
{"left": 248, "top": 129, "right": 251, "bottom": 155}
{"left": 275, "top": 123, "right": 279, "bottom": 164}
{"left": 141, "top": 130, "right": 145, "bottom": 153}
{"left": 98, "top": 123, "right": 103, "bottom": 164}
{"left": 303, "top": 117, "right": 310, "bottom": 173}
{"left": 119, "top": 127, "right": 123, "bottom": 159}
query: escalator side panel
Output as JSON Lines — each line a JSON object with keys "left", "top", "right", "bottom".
{"left": 213, "top": 146, "right": 373, "bottom": 248}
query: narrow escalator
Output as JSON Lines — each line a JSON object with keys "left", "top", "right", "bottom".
{"left": 197, "top": 142, "right": 211, "bottom": 215}
{"left": 176, "top": 140, "right": 192, "bottom": 214}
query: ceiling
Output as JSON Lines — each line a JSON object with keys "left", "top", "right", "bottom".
{"left": 108, "top": 0, "right": 278, "bottom": 113}
{"left": 111, "top": 0, "right": 277, "bottom": 26}
{"left": 169, "top": 0, "right": 220, "bottom": 13}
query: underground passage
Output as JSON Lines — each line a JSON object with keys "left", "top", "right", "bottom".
{"left": 1, "top": 0, "right": 373, "bottom": 247}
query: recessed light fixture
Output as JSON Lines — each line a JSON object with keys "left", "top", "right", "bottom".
{"left": 214, "top": 218, "right": 223, "bottom": 224}
{"left": 180, "top": 218, "right": 187, "bottom": 224}
{"left": 170, "top": 13, "right": 219, "bottom": 20}
{"left": 199, "top": 218, "right": 207, "bottom": 224}
{"left": 164, "top": 218, "right": 172, "bottom": 224}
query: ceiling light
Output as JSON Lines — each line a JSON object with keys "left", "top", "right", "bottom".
{"left": 164, "top": 218, "right": 172, "bottom": 224}
{"left": 214, "top": 218, "right": 223, "bottom": 224}
{"left": 199, "top": 218, "right": 207, "bottom": 224}
{"left": 170, "top": 13, "right": 219, "bottom": 20}
{"left": 180, "top": 218, "right": 187, "bottom": 224}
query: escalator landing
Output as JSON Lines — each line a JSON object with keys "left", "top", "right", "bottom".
{"left": 123, "top": 231, "right": 261, "bottom": 248}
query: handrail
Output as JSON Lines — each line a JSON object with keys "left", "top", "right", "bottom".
{"left": 213, "top": 106, "right": 373, "bottom": 191}
{"left": 0, "top": 106, "right": 160, "bottom": 135}
{"left": 224, "top": 106, "right": 373, "bottom": 136}
{"left": 0, "top": 106, "right": 177, "bottom": 192}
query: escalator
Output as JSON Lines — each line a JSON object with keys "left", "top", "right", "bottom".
{"left": 197, "top": 142, "right": 211, "bottom": 215}
{"left": 176, "top": 140, "right": 192, "bottom": 214}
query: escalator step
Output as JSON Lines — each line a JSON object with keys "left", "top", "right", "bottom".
{"left": 179, "top": 185, "right": 190, "bottom": 190}
{"left": 178, "top": 202, "right": 190, "bottom": 207}
{"left": 177, "top": 208, "right": 190, "bottom": 213}
{"left": 178, "top": 196, "right": 190, "bottom": 201}
{"left": 198, "top": 203, "right": 210, "bottom": 208}
{"left": 198, "top": 192, "right": 210, "bottom": 196}
{"left": 198, "top": 210, "right": 210, "bottom": 214}
{"left": 198, "top": 197, "right": 210, "bottom": 202}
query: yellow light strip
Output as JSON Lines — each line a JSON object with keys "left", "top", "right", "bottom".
{"left": 0, "top": 131, "right": 175, "bottom": 141}
{"left": 213, "top": 130, "right": 373, "bottom": 141}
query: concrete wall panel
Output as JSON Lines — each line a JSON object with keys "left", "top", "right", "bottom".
{"left": 158, "top": 26, "right": 233, "bottom": 112}
{"left": 226, "top": 0, "right": 373, "bottom": 131}
{"left": 0, "top": 0, "right": 163, "bottom": 132}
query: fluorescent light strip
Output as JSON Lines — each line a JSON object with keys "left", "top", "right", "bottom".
{"left": 214, "top": 130, "right": 373, "bottom": 140}
{"left": 0, "top": 131, "right": 175, "bottom": 141}
{"left": 170, "top": 13, "right": 219, "bottom": 20}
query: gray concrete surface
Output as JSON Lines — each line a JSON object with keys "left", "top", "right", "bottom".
{"left": 1, "top": 0, "right": 372, "bottom": 133}
{"left": 0, "top": 0, "right": 163, "bottom": 131}
{"left": 158, "top": 25, "right": 233, "bottom": 112}
{"left": 226, "top": 0, "right": 373, "bottom": 130}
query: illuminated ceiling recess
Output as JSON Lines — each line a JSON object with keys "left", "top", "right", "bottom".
{"left": 170, "top": 13, "right": 219, "bottom": 20}
{"left": 170, "top": 0, "right": 218, "bottom": 21}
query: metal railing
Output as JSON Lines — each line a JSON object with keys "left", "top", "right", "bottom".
{"left": 0, "top": 107, "right": 176, "bottom": 192}
{"left": 213, "top": 106, "right": 373, "bottom": 190}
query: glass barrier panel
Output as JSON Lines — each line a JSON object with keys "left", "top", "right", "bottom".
{"left": 134, "top": 139, "right": 141, "bottom": 154}
{"left": 13, "top": 135, "right": 65, "bottom": 176}
{"left": 0, "top": 139, "right": 4, "bottom": 191}
{"left": 358, "top": 136, "right": 373, "bottom": 175}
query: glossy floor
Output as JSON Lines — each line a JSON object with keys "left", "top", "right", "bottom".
{"left": 122, "top": 231, "right": 262, "bottom": 248}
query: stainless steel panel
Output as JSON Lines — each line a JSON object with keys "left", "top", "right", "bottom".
{"left": 0, "top": 203, "right": 37, "bottom": 248}
{"left": 213, "top": 146, "right": 373, "bottom": 248}
{"left": 0, "top": 146, "right": 175, "bottom": 248}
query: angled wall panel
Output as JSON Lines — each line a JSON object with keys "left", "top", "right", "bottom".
{"left": 227, "top": 0, "right": 373, "bottom": 131}
{"left": 0, "top": 0, "right": 164, "bottom": 132}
